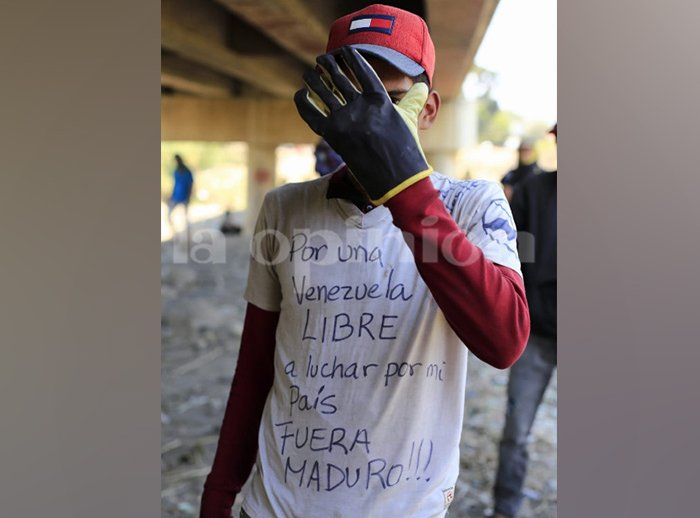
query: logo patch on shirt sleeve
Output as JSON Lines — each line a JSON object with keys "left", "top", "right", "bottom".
{"left": 443, "top": 487, "right": 455, "bottom": 509}
{"left": 348, "top": 14, "right": 395, "bottom": 35}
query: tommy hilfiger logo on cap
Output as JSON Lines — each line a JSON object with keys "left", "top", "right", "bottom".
{"left": 348, "top": 14, "right": 395, "bottom": 35}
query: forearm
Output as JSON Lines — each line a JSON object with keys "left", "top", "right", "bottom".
{"left": 386, "top": 178, "right": 530, "bottom": 368}
{"left": 201, "top": 303, "right": 279, "bottom": 515}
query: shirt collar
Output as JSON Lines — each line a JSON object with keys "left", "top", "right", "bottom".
{"left": 326, "top": 166, "right": 375, "bottom": 213}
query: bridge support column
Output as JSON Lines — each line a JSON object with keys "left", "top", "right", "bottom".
{"left": 246, "top": 143, "right": 278, "bottom": 235}
{"left": 421, "top": 94, "right": 477, "bottom": 179}
{"left": 425, "top": 150, "right": 460, "bottom": 178}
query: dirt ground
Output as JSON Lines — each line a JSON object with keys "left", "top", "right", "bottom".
{"left": 161, "top": 233, "right": 557, "bottom": 518}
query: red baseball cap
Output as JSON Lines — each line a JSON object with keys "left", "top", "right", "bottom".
{"left": 326, "top": 4, "right": 436, "bottom": 86}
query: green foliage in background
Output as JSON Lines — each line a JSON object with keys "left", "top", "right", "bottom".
{"left": 471, "top": 65, "right": 551, "bottom": 145}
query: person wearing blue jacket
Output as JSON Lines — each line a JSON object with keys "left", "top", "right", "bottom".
{"left": 168, "top": 154, "right": 194, "bottom": 241}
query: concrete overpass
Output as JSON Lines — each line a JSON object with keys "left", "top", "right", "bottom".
{"left": 161, "top": 0, "right": 499, "bottom": 230}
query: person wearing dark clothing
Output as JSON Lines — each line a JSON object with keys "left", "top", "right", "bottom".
{"left": 511, "top": 171, "right": 556, "bottom": 338}
{"left": 492, "top": 128, "right": 557, "bottom": 518}
{"left": 501, "top": 142, "right": 540, "bottom": 202}
{"left": 313, "top": 138, "right": 345, "bottom": 176}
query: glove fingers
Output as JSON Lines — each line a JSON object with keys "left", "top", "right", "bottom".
{"left": 316, "top": 53, "right": 360, "bottom": 102}
{"left": 397, "top": 82, "right": 429, "bottom": 119}
{"left": 294, "top": 88, "right": 327, "bottom": 136}
{"left": 339, "top": 46, "right": 386, "bottom": 95}
{"left": 302, "top": 69, "right": 345, "bottom": 112}
{"left": 394, "top": 83, "right": 430, "bottom": 162}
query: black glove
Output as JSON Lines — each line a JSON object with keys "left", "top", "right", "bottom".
{"left": 294, "top": 46, "right": 432, "bottom": 205}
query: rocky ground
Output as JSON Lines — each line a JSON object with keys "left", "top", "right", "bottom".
{"left": 161, "top": 233, "right": 557, "bottom": 518}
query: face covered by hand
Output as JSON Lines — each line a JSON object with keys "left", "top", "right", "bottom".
{"left": 294, "top": 46, "right": 433, "bottom": 206}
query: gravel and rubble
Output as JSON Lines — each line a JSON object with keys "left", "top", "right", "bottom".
{"left": 161, "top": 235, "right": 557, "bottom": 517}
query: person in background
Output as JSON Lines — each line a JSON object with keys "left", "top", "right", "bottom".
{"left": 492, "top": 124, "right": 557, "bottom": 518}
{"left": 168, "top": 154, "right": 194, "bottom": 241}
{"left": 501, "top": 140, "right": 540, "bottom": 202}
{"left": 313, "top": 138, "right": 345, "bottom": 176}
{"left": 200, "top": 5, "right": 530, "bottom": 517}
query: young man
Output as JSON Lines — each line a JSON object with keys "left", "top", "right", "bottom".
{"left": 201, "top": 5, "right": 530, "bottom": 517}
{"left": 492, "top": 125, "right": 557, "bottom": 518}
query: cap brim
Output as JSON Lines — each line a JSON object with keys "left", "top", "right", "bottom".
{"left": 347, "top": 44, "right": 425, "bottom": 78}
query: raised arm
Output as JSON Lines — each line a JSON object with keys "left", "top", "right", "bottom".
{"left": 294, "top": 48, "right": 529, "bottom": 367}
{"left": 386, "top": 178, "right": 530, "bottom": 369}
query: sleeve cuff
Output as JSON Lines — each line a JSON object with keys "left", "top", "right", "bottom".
{"left": 384, "top": 177, "right": 439, "bottom": 227}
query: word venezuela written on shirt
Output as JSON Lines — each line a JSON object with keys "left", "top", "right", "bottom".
{"left": 291, "top": 267, "right": 413, "bottom": 305}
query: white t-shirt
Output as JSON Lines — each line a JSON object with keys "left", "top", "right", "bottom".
{"left": 240, "top": 173, "right": 520, "bottom": 517}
